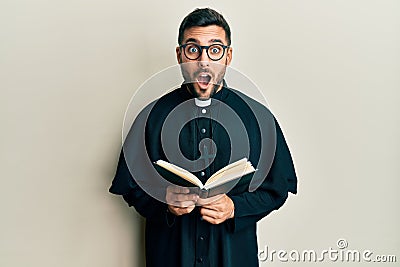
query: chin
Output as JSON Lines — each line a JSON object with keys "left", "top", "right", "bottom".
{"left": 192, "top": 87, "right": 211, "bottom": 99}
{"left": 194, "top": 92, "right": 211, "bottom": 100}
{"left": 187, "top": 82, "right": 219, "bottom": 99}
{"left": 197, "top": 95, "right": 211, "bottom": 100}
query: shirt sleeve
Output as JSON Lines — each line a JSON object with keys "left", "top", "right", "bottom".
{"left": 227, "top": 119, "right": 297, "bottom": 233}
{"left": 109, "top": 151, "right": 172, "bottom": 224}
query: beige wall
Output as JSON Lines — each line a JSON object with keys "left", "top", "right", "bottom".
{"left": 1, "top": 1, "right": 399, "bottom": 266}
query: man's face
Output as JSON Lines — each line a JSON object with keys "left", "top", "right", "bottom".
{"left": 176, "top": 25, "right": 233, "bottom": 99}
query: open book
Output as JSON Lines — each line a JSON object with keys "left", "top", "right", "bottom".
{"left": 154, "top": 158, "right": 256, "bottom": 198}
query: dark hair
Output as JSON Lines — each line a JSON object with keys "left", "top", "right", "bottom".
{"left": 178, "top": 8, "right": 231, "bottom": 45}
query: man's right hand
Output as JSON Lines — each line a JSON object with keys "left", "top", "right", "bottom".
{"left": 166, "top": 186, "right": 199, "bottom": 216}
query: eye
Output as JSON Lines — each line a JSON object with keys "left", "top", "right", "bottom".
{"left": 187, "top": 45, "right": 199, "bottom": 53}
{"left": 210, "top": 47, "right": 221, "bottom": 54}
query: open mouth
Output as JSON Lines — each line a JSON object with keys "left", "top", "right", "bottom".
{"left": 196, "top": 73, "right": 212, "bottom": 89}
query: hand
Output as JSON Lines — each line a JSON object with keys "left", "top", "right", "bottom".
{"left": 166, "top": 186, "right": 199, "bottom": 216}
{"left": 199, "top": 194, "right": 235, "bottom": 224}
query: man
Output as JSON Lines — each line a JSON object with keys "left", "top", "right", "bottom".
{"left": 110, "top": 8, "right": 297, "bottom": 267}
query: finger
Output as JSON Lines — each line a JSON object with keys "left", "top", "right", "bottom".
{"left": 169, "top": 205, "right": 195, "bottom": 215}
{"left": 200, "top": 204, "right": 220, "bottom": 212}
{"left": 172, "top": 193, "right": 198, "bottom": 202}
{"left": 167, "top": 185, "right": 190, "bottom": 194}
{"left": 201, "top": 215, "right": 224, "bottom": 225}
{"left": 196, "top": 194, "right": 224, "bottom": 206}
{"left": 171, "top": 200, "right": 198, "bottom": 208}
{"left": 166, "top": 190, "right": 198, "bottom": 203}
{"left": 169, "top": 204, "right": 195, "bottom": 211}
{"left": 202, "top": 203, "right": 224, "bottom": 211}
{"left": 201, "top": 195, "right": 231, "bottom": 210}
{"left": 200, "top": 201, "right": 227, "bottom": 211}
{"left": 199, "top": 207, "right": 220, "bottom": 219}
{"left": 167, "top": 197, "right": 197, "bottom": 206}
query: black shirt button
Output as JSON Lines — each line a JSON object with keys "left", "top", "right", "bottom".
{"left": 197, "top": 257, "right": 203, "bottom": 263}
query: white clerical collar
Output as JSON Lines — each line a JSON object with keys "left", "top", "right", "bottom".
{"left": 194, "top": 98, "right": 211, "bottom": 107}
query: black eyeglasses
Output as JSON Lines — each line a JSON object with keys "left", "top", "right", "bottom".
{"left": 180, "top": 43, "right": 230, "bottom": 61}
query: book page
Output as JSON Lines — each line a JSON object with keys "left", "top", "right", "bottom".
{"left": 154, "top": 160, "right": 204, "bottom": 188}
{"left": 204, "top": 160, "right": 255, "bottom": 189}
{"left": 208, "top": 158, "right": 249, "bottom": 181}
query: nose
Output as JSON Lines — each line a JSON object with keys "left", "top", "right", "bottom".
{"left": 198, "top": 48, "right": 210, "bottom": 67}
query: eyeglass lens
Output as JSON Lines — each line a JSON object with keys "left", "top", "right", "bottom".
{"left": 183, "top": 44, "right": 225, "bottom": 61}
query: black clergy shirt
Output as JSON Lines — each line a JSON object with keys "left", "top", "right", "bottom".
{"left": 109, "top": 83, "right": 297, "bottom": 267}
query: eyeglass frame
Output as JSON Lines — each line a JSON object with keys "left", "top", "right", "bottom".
{"left": 179, "top": 43, "right": 230, "bottom": 61}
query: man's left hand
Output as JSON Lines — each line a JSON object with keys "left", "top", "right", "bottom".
{"left": 199, "top": 194, "right": 234, "bottom": 224}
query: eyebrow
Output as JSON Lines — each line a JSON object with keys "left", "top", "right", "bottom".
{"left": 184, "top": 38, "right": 224, "bottom": 45}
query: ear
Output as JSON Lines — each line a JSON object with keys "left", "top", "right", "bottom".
{"left": 176, "top": 46, "right": 182, "bottom": 64}
{"left": 225, "top": 47, "right": 233, "bottom": 65}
